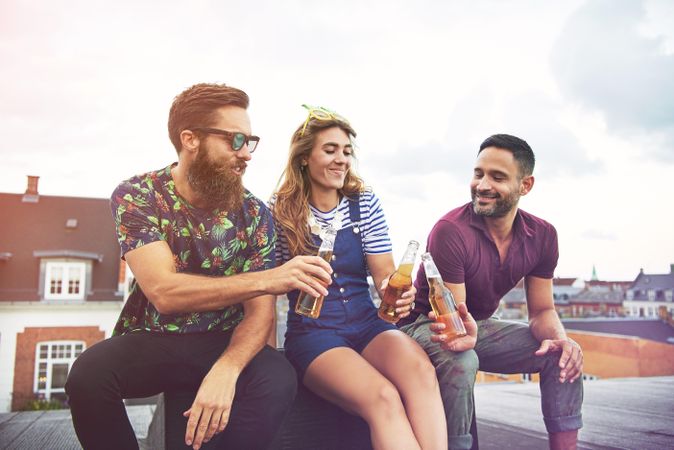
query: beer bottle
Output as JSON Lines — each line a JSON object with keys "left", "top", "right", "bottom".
{"left": 421, "top": 252, "right": 467, "bottom": 341}
{"left": 377, "top": 240, "right": 420, "bottom": 323}
{"left": 295, "top": 226, "right": 338, "bottom": 319}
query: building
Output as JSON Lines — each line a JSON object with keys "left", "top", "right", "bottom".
{"left": 624, "top": 265, "right": 674, "bottom": 318}
{"left": 558, "top": 279, "right": 631, "bottom": 318}
{"left": 0, "top": 177, "right": 124, "bottom": 412}
{"left": 552, "top": 277, "right": 584, "bottom": 301}
{"left": 499, "top": 276, "right": 586, "bottom": 319}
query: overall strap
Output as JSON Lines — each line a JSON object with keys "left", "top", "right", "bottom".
{"left": 346, "top": 194, "right": 364, "bottom": 255}
{"left": 347, "top": 194, "right": 362, "bottom": 225}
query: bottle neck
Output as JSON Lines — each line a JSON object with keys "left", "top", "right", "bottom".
{"left": 399, "top": 242, "right": 419, "bottom": 265}
{"left": 423, "top": 259, "right": 441, "bottom": 278}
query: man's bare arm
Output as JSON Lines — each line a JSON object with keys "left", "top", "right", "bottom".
{"left": 526, "top": 276, "right": 567, "bottom": 341}
{"left": 184, "top": 295, "right": 273, "bottom": 448}
{"left": 526, "top": 276, "right": 583, "bottom": 383}
{"left": 125, "top": 240, "right": 332, "bottom": 314}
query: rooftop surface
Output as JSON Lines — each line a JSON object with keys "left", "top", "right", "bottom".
{"left": 562, "top": 318, "right": 674, "bottom": 344}
{"left": 1, "top": 376, "right": 672, "bottom": 449}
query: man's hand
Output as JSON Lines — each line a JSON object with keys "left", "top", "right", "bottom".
{"left": 378, "top": 278, "right": 417, "bottom": 318}
{"left": 429, "top": 303, "right": 477, "bottom": 352}
{"left": 183, "top": 362, "right": 238, "bottom": 450}
{"left": 535, "top": 338, "right": 583, "bottom": 383}
{"left": 264, "top": 256, "right": 333, "bottom": 297}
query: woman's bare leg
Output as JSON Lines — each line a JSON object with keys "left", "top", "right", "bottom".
{"left": 303, "top": 347, "right": 421, "bottom": 450}
{"left": 362, "top": 330, "right": 448, "bottom": 450}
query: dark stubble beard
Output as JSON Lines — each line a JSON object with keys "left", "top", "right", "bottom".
{"left": 471, "top": 188, "right": 519, "bottom": 218}
{"left": 187, "top": 144, "right": 244, "bottom": 211}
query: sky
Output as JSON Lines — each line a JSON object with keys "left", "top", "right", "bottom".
{"left": 1, "top": 0, "right": 673, "bottom": 281}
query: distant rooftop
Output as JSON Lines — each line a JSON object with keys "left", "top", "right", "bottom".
{"left": 563, "top": 318, "right": 674, "bottom": 344}
{"left": 630, "top": 265, "right": 674, "bottom": 293}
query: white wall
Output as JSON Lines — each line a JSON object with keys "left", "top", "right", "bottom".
{"left": 0, "top": 302, "right": 122, "bottom": 412}
{"left": 623, "top": 300, "right": 674, "bottom": 318}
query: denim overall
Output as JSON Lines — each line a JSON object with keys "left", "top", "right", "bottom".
{"left": 284, "top": 196, "right": 396, "bottom": 377}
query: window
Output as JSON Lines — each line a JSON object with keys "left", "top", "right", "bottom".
{"left": 34, "top": 341, "right": 85, "bottom": 400}
{"left": 45, "top": 262, "right": 86, "bottom": 300}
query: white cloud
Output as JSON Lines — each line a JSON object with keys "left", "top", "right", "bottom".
{"left": 551, "top": 0, "right": 674, "bottom": 162}
{"left": 1, "top": 0, "right": 672, "bottom": 280}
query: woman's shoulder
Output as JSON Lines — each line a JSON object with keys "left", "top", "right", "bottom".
{"left": 348, "top": 187, "right": 377, "bottom": 205}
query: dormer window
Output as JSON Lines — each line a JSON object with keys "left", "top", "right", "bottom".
{"left": 44, "top": 261, "right": 86, "bottom": 300}
{"left": 34, "top": 250, "right": 102, "bottom": 302}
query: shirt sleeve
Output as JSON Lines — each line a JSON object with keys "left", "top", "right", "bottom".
{"left": 529, "top": 224, "right": 559, "bottom": 279}
{"left": 360, "top": 191, "right": 393, "bottom": 255}
{"left": 266, "top": 195, "right": 291, "bottom": 265}
{"left": 110, "top": 179, "right": 164, "bottom": 257}
{"left": 426, "top": 219, "right": 467, "bottom": 284}
{"left": 245, "top": 201, "right": 277, "bottom": 273}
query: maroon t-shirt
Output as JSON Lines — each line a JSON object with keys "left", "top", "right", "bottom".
{"left": 401, "top": 203, "right": 558, "bottom": 323}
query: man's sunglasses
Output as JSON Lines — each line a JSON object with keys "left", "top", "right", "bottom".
{"left": 192, "top": 127, "right": 260, "bottom": 153}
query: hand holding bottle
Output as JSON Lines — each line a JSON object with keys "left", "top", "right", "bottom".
{"left": 429, "top": 303, "right": 477, "bottom": 352}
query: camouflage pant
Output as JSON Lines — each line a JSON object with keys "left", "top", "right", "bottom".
{"left": 402, "top": 314, "right": 583, "bottom": 450}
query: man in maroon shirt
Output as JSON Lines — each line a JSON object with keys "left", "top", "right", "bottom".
{"left": 400, "top": 134, "right": 583, "bottom": 450}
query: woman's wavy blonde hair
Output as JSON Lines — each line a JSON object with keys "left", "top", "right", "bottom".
{"left": 273, "top": 117, "right": 365, "bottom": 257}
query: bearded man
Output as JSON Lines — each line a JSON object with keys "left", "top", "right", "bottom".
{"left": 65, "top": 83, "right": 333, "bottom": 450}
{"left": 400, "top": 134, "right": 584, "bottom": 450}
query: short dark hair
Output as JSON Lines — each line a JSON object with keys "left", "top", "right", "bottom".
{"left": 478, "top": 134, "right": 535, "bottom": 177}
{"left": 167, "top": 83, "right": 249, "bottom": 153}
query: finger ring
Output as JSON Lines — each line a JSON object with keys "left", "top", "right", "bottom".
{"left": 410, "top": 301, "right": 415, "bottom": 310}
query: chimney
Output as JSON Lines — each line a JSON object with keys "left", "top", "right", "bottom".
{"left": 26, "top": 175, "right": 39, "bottom": 195}
{"left": 22, "top": 175, "right": 40, "bottom": 203}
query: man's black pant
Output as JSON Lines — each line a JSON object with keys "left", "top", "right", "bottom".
{"left": 65, "top": 330, "right": 297, "bottom": 450}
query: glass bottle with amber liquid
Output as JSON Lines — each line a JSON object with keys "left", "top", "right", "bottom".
{"left": 421, "top": 252, "right": 467, "bottom": 341}
{"left": 377, "top": 240, "right": 420, "bottom": 323}
{"left": 295, "top": 226, "right": 338, "bottom": 319}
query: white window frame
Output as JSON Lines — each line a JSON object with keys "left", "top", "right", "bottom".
{"left": 34, "top": 341, "right": 86, "bottom": 400}
{"left": 44, "top": 261, "right": 86, "bottom": 300}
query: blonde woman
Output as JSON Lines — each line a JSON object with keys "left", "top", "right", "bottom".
{"left": 270, "top": 106, "right": 447, "bottom": 450}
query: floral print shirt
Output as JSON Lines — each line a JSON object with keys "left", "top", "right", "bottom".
{"left": 110, "top": 164, "right": 276, "bottom": 335}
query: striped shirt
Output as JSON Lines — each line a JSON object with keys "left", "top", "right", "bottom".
{"left": 269, "top": 189, "right": 392, "bottom": 263}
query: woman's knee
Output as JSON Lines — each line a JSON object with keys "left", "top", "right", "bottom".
{"left": 407, "top": 353, "right": 441, "bottom": 393}
{"left": 360, "top": 381, "right": 405, "bottom": 421}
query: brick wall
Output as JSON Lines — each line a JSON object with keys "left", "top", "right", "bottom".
{"left": 568, "top": 331, "right": 674, "bottom": 378}
{"left": 12, "top": 326, "right": 105, "bottom": 411}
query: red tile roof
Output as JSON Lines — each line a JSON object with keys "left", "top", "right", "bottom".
{"left": 0, "top": 192, "right": 122, "bottom": 302}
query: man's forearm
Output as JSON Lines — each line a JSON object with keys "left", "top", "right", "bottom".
{"left": 144, "top": 271, "right": 270, "bottom": 315}
{"left": 529, "top": 308, "right": 567, "bottom": 342}
{"left": 213, "top": 301, "right": 273, "bottom": 373}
